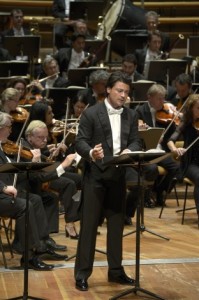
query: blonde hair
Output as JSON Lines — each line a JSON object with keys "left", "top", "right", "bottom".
{"left": 0, "top": 112, "right": 12, "bottom": 129}
{"left": 147, "top": 84, "right": 166, "bottom": 97}
{"left": 25, "top": 120, "right": 47, "bottom": 138}
{"left": 1, "top": 88, "right": 20, "bottom": 106}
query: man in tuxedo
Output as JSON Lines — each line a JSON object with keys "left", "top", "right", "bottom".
{"left": 54, "top": 33, "right": 90, "bottom": 76}
{"left": 74, "top": 71, "right": 142, "bottom": 291}
{"left": 134, "top": 30, "right": 162, "bottom": 76}
{"left": 2, "top": 9, "right": 31, "bottom": 38}
{"left": 145, "top": 11, "right": 170, "bottom": 53}
{"left": 121, "top": 54, "right": 144, "bottom": 82}
{"left": 0, "top": 112, "right": 66, "bottom": 270}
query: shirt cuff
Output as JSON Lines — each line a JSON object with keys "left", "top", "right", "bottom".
{"left": 56, "top": 164, "right": 65, "bottom": 177}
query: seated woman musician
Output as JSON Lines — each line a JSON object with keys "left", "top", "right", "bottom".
{"left": 167, "top": 94, "right": 199, "bottom": 224}
{"left": 6, "top": 77, "right": 42, "bottom": 106}
{"left": 0, "top": 87, "right": 29, "bottom": 143}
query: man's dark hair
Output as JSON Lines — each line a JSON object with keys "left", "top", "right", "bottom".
{"left": 175, "top": 73, "right": 192, "bottom": 88}
{"left": 11, "top": 9, "right": 23, "bottom": 17}
{"left": 122, "top": 54, "right": 137, "bottom": 65}
{"left": 71, "top": 33, "right": 86, "bottom": 42}
{"left": 106, "top": 71, "right": 132, "bottom": 89}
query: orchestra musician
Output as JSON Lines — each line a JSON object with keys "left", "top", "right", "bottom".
{"left": 168, "top": 73, "right": 193, "bottom": 110}
{"left": 134, "top": 30, "right": 163, "bottom": 77}
{"left": 28, "top": 56, "right": 70, "bottom": 96}
{"left": 0, "top": 112, "right": 68, "bottom": 270}
{"left": 121, "top": 54, "right": 144, "bottom": 82}
{"left": 167, "top": 94, "right": 199, "bottom": 224}
{"left": 77, "top": 69, "right": 110, "bottom": 106}
{"left": 27, "top": 101, "right": 82, "bottom": 239}
{"left": 0, "top": 87, "right": 29, "bottom": 143}
{"left": 145, "top": 11, "right": 171, "bottom": 53}
{"left": 136, "top": 83, "right": 181, "bottom": 206}
{"left": 54, "top": 33, "right": 91, "bottom": 77}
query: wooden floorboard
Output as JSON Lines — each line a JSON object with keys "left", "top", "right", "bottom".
{"left": 0, "top": 195, "right": 199, "bottom": 300}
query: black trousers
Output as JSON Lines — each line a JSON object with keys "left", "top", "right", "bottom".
{"left": 0, "top": 192, "right": 49, "bottom": 252}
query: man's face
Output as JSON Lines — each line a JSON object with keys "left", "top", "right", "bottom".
{"left": 28, "top": 128, "right": 48, "bottom": 149}
{"left": 75, "top": 22, "right": 87, "bottom": 35}
{"left": 72, "top": 37, "right": 85, "bottom": 53}
{"left": 107, "top": 81, "right": 130, "bottom": 108}
{"left": 148, "top": 35, "right": 161, "bottom": 52}
{"left": 12, "top": 12, "right": 24, "bottom": 29}
{"left": 148, "top": 93, "right": 165, "bottom": 111}
{"left": 175, "top": 82, "right": 190, "bottom": 99}
{"left": 0, "top": 120, "right": 12, "bottom": 143}
{"left": 122, "top": 61, "right": 136, "bottom": 76}
{"left": 44, "top": 61, "right": 59, "bottom": 77}
{"left": 146, "top": 16, "right": 158, "bottom": 31}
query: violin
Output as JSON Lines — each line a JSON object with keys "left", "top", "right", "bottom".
{"left": 2, "top": 140, "right": 33, "bottom": 160}
{"left": 156, "top": 102, "right": 180, "bottom": 126}
{"left": 18, "top": 94, "right": 42, "bottom": 106}
{"left": 10, "top": 107, "right": 29, "bottom": 123}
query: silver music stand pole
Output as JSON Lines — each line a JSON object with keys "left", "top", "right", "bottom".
{"left": 104, "top": 152, "right": 169, "bottom": 300}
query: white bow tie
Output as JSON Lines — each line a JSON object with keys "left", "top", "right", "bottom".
{"left": 108, "top": 107, "right": 123, "bottom": 115}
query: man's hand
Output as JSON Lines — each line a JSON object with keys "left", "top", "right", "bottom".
{"left": 91, "top": 143, "right": 104, "bottom": 160}
{"left": 3, "top": 186, "right": 17, "bottom": 198}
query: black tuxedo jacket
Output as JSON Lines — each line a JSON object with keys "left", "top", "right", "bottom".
{"left": 76, "top": 101, "right": 142, "bottom": 181}
{"left": 134, "top": 47, "right": 147, "bottom": 75}
{"left": 52, "top": 0, "right": 67, "bottom": 18}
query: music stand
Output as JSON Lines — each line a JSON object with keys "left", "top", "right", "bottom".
{"left": 146, "top": 59, "right": 187, "bottom": 91}
{"left": 0, "top": 162, "right": 53, "bottom": 300}
{"left": 132, "top": 80, "right": 155, "bottom": 102}
{"left": 67, "top": 67, "right": 108, "bottom": 87}
{"left": 139, "top": 128, "right": 165, "bottom": 151}
{"left": 69, "top": 1, "right": 105, "bottom": 21}
{"left": 187, "top": 36, "right": 199, "bottom": 57}
{"left": 125, "top": 33, "right": 148, "bottom": 54}
{"left": 0, "top": 61, "right": 29, "bottom": 77}
{"left": 44, "top": 86, "right": 86, "bottom": 119}
{"left": 3, "top": 36, "right": 41, "bottom": 79}
{"left": 85, "top": 39, "right": 107, "bottom": 62}
{"left": 103, "top": 152, "right": 169, "bottom": 300}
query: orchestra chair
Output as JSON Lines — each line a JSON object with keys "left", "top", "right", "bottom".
{"left": 159, "top": 141, "right": 184, "bottom": 218}
{"left": 0, "top": 217, "right": 14, "bottom": 268}
{"left": 175, "top": 178, "right": 198, "bottom": 227}
{"left": 158, "top": 166, "right": 179, "bottom": 219}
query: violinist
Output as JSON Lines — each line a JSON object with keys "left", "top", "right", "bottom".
{"left": 0, "top": 87, "right": 29, "bottom": 142}
{"left": 78, "top": 70, "right": 110, "bottom": 106}
{"left": 24, "top": 120, "right": 81, "bottom": 239}
{"left": 0, "top": 112, "right": 67, "bottom": 269}
{"left": 167, "top": 94, "right": 199, "bottom": 223}
{"left": 136, "top": 83, "right": 181, "bottom": 206}
{"left": 168, "top": 73, "right": 193, "bottom": 110}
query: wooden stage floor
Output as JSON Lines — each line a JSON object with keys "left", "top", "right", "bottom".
{"left": 0, "top": 197, "right": 199, "bottom": 300}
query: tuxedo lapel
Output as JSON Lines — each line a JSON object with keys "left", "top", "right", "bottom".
{"left": 98, "top": 103, "right": 113, "bottom": 152}
{"left": 121, "top": 109, "right": 130, "bottom": 150}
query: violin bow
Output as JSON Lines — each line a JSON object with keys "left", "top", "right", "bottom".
{"left": 16, "top": 113, "right": 30, "bottom": 146}
{"left": 158, "top": 96, "right": 191, "bottom": 143}
{"left": 12, "top": 139, "right": 23, "bottom": 203}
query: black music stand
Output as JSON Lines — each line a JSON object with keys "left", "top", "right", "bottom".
{"left": 125, "top": 33, "right": 148, "bottom": 54}
{"left": 0, "top": 162, "right": 53, "bottom": 300}
{"left": 104, "top": 152, "right": 170, "bottom": 300}
{"left": 85, "top": 39, "right": 107, "bottom": 62}
{"left": 3, "top": 36, "right": 41, "bottom": 79}
{"left": 146, "top": 59, "right": 187, "bottom": 90}
{"left": 132, "top": 80, "right": 155, "bottom": 102}
{"left": 187, "top": 36, "right": 199, "bottom": 57}
{"left": 67, "top": 67, "right": 108, "bottom": 87}
{"left": 69, "top": 1, "right": 105, "bottom": 21}
{"left": 0, "top": 61, "right": 29, "bottom": 77}
{"left": 43, "top": 86, "right": 86, "bottom": 119}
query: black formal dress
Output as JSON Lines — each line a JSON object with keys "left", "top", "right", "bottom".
{"left": 74, "top": 101, "right": 142, "bottom": 280}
